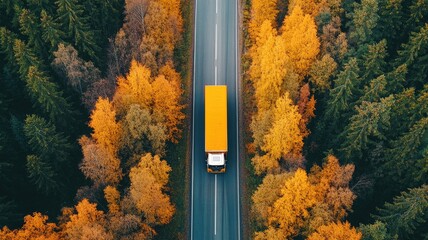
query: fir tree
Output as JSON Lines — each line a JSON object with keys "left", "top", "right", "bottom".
{"left": 26, "top": 155, "right": 58, "bottom": 194}
{"left": 373, "top": 185, "right": 428, "bottom": 238}
{"left": 40, "top": 9, "right": 64, "bottom": 51}
{"left": 55, "top": 0, "right": 99, "bottom": 61}
{"left": 325, "top": 58, "right": 361, "bottom": 120}
{"left": 23, "top": 114, "right": 71, "bottom": 165}
{"left": 396, "top": 24, "right": 428, "bottom": 86}
{"left": 340, "top": 96, "right": 394, "bottom": 161}
{"left": 26, "top": 66, "right": 72, "bottom": 122}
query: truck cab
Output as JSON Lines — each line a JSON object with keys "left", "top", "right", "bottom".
{"left": 207, "top": 153, "right": 226, "bottom": 173}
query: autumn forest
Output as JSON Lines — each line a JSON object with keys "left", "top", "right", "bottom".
{"left": 0, "top": 0, "right": 427, "bottom": 239}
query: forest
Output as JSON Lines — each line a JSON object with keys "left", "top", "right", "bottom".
{"left": 0, "top": 0, "right": 191, "bottom": 239}
{"left": 0, "top": 0, "right": 427, "bottom": 239}
{"left": 242, "top": 0, "right": 427, "bottom": 239}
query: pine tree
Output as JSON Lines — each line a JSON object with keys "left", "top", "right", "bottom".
{"left": 349, "top": 0, "right": 380, "bottom": 45}
{"left": 23, "top": 114, "right": 71, "bottom": 165}
{"left": 26, "top": 155, "right": 58, "bottom": 194}
{"left": 55, "top": 0, "right": 99, "bottom": 61}
{"left": 382, "top": 118, "right": 428, "bottom": 188}
{"left": 359, "top": 221, "right": 395, "bottom": 240}
{"left": 359, "top": 75, "right": 387, "bottom": 103}
{"left": 377, "top": 0, "right": 403, "bottom": 47}
{"left": 325, "top": 58, "right": 361, "bottom": 121}
{"left": 26, "top": 66, "right": 72, "bottom": 122}
{"left": 18, "top": 9, "right": 45, "bottom": 57}
{"left": 40, "top": 10, "right": 64, "bottom": 50}
{"left": 340, "top": 96, "right": 394, "bottom": 160}
{"left": 0, "top": 28, "right": 17, "bottom": 65}
{"left": 361, "top": 40, "right": 387, "bottom": 82}
{"left": 373, "top": 185, "right": 428, "bottom": 238}
{"left": 13, "top": 39, "right": 42, "bottom": 80}
{"left": 395, "top": 24, "right": 428, "bottom": 85}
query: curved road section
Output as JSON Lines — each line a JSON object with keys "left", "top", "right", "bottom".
{"left": 191, "top": 0, "right": 240, "bottom": 239}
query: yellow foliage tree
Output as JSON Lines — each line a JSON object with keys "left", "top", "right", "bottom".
{"left": 104, "top": 186, "right": 120, "bottom": 214}
{"left": 152, "top": 74, "right": 185, "bottom": 143}
{"left": 129, "top": 156, "right": 175, "bottom": 225}
{"left": 89, "top": 97, "right": 121, "bottom": 155}
{"left": 141, "top": 0, "right": 183, "bottom": 70}
{"left": 250, "top": 21, "right": 291, "bottom": 111}
{"left": 288, "top": 0, "right": 326, "bottom": 16}
{"left": 0, "top": 213, "right": 60, "bottom": 240}
{"left": 307, "top": 222, "right": 362, "bottom": 240}
{"left": 254, "top": 93, "right": 303, "bottom": 174}
{"left": 252, "top": 173, "right": 293, "bottom": 225}
{"left": 282, "top": 6, "right": 320, "bottom": 77}
{"left": 62, "top": 199, "right": 112, "bottom": 240}
{"left": 137, "top": 153, "right": 172, "bottom": 187}
{"left": 114, "top": 60, "right": 153, "bottom": 115}
{"left": 267, "top": 169, "right": 317, "bottom": 238}
{"left": 248, "top": 0, "right": 278, "bottom": 41}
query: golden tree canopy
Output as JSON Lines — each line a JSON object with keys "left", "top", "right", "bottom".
{"left": 89, "top": 97, "right": 121, "bottom": 155}
{"left": 282, "top": 6, "right": 320, "bottom": 77}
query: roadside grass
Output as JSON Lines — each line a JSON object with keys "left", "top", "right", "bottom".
{"left": 155, "top": 0, "right": 193, "bottom": 239}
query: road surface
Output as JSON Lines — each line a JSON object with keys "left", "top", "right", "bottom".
{"left": 191, "top": 0, "right": 240, "bottom": 239}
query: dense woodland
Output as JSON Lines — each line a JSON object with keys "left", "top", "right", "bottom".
{"left": 243, "top": 0, "right": 427, "bottom": 239}
{"left": 0, "top": 0, "right": 427, "bottom": 239}
{"left": 0, "top": 0, "right": 189, "bottom": 239}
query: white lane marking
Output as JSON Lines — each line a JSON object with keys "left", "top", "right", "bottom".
{"left": 216, "top": 0, "right": 218, "bottom": 14}
{"left": 235, "top": 0, "right": 241, "bottom": 238}
{"left": 190, "top": 0, "right": 198, "bottom": 238}
{"left": 214, "top": 174, "right": 217, "bottom": 235}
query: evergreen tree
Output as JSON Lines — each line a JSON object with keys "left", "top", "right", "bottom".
{"left": 359, "top": 75, "right": 387, "bottom": 103}
{"left": 349, "top": 0, "right": 380, "bottom": 45}
{"left": 395, "top": 24, "right": 428, "bottom": 86}
{"left": 23, "top": 114, "right": 71, "bottom": 165}
{"left": 377, "top": 0, "right": 403, "bottom": 48}
{"left": 361, "top": 40, "right": 387, "bottom": 82}
{"left": 0, "top": 27, "right": 17, "bottom": 65}
{"left": 13, "top": 39, "right": 42, "bottom": 80}
{"left": 40, "top": 9, "right": 64, "bottom": 51}
{"left": 26, "top": 155, "right": 58, "bottom": 194}
{"left": 325, "top": 58, "right": 361, "bottom": 121}
{"left": 407, "top": 0, "right": 428, "bottom": 33}
{"left": 18, "top": 9, "right": 46, "bottom": 58}
{"left": 373, "top": 185, "right": 428, "bottom": 238}
{"left": 340, "top": 96, "right": 394, "bottom": 161}
{"left": 382, "top": 117, "right": 428, "bottom": 189}
{"left": 359, "top": 221, "right": 393, "bottom": 240}
{"left": 55, "top": 0, "right": 99, "bottom": 61}
{"left": 26, "top": 66, "right": 72, "bottom": 122}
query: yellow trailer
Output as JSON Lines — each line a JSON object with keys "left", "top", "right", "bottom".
{"left": 205, "top": 85, "right": 228, "bottom": 173}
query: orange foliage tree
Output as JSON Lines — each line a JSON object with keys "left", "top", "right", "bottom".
{"left": 0, "top": 213, "right": 60, "bottom": 240}
{"left": 129, "top": 153, "right": 175, "bottom": 225}
{"left": 307, "top": 221, "right": 362, "bottom": 240}
{"left": 252, "top": 156, "right": 357, "bottom": 238}
{"left": 89, "top": 97, "right": 121, "bottom": 155}
{"left": 61, "top": 199, "right": 112, "bottom": 240}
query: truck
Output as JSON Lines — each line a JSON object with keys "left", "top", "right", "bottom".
{"left": 205, "top": 85, "right": 228, "bottom": 173}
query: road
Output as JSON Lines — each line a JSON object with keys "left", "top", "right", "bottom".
{"left": 191, "top": 0, "right": 240, "bottom": 239}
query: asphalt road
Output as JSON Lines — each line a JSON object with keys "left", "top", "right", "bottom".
{"left": 191, "top": 0, "right": 240, "bottom": 239}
